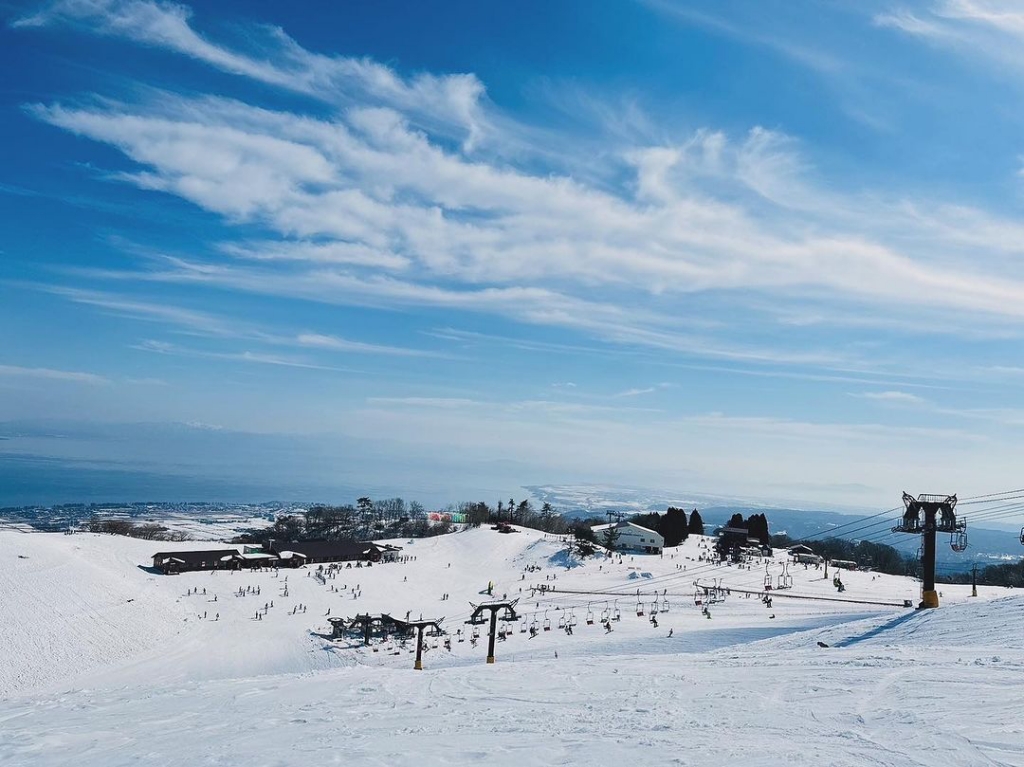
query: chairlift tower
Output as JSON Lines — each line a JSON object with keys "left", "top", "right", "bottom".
{"left": 892, "top": 492, "right": 962, "bottom": 609}
{"left": 467, "top": 598, "right": 519, "bottom": 664}
{"left": 391, "top": 616, "right": 445, "bottom": 670}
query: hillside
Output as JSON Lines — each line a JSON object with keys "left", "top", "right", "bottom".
{"left": 0, "top": 527, "right": 1021, "bottom": 765}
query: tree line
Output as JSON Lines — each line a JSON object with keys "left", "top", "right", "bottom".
{"left": 626, "top": 507, "right": 705, "bottom": 546}
{"left": 85, "top": 517, "right": 190, "bottom": 541}
{"left": 234, "top": 495, "right": 716, "bottom": 551}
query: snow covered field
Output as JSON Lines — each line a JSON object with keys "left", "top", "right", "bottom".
{"left": 1, "top": 527, "right": 1021, "bottom": 765}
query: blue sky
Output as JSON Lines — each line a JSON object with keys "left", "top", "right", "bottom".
{"left": 4, "top": 0, "right": 1024, "bottom": 508}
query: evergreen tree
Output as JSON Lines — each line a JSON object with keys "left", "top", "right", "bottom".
{"left": 688, "top": 508, "right": 705, "bottom": 536}
{"left": 601, "top": 524, "right": 621, "bottom": 553}
{"left": 568, "top": 521, "right": 598, "bottom": 558}
{"left": 747, "top": 513, "right": 771, "bottom": 545}
{"left": 631, "top": 512, "right": 663, "bottom": 532}
{"left": 661, "top": 506, "right": 689, "bottom": 547}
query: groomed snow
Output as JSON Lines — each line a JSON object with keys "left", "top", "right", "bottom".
{"left": 1, "top": 527, "right": 1021, "bottom": 766}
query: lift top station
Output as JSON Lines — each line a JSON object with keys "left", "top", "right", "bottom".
{"left": 892, "top": 492, "right": 964, "bottom": 609}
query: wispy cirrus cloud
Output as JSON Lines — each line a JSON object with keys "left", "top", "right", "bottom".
{"left": 132, "top": 339, "right": 362, "bottom": 373}
{"left": 18, "top": 0, "right": 1024, "bottom": 391}
{"left": 36, "top": 285, "right": 438, "bottom": 359}
{"left": 365, "top": 396, "right": 661, "bottom": 416}
{"left": 875, "top": 1, "right": 1024, "bottom": 74}
{"left": 30, "top": 86, "right": 1024, "bottom": 336}
{"left": 851, "top": 390, "right": 927, "bottom": 405}
{"left": 295, "top": 333, "right": 441, "bottom": 358}
{"left": 614, "top": 383, "right": 673, "bottom": 398}
{"left": 14, "top": 0, "right": 488, "bottom": 145}
{"left": 0, "top": 363, "right": 108, "bottom": 384}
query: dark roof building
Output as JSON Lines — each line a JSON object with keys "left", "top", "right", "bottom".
{"left": 151, "top": 549, "right": 240, "bottom": 573}
{"left": 266, "top": 539, "right": 383, "bottom": 564}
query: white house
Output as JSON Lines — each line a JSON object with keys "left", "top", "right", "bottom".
{"left": 591, "top": 521, "right": 664, "bottom": 554}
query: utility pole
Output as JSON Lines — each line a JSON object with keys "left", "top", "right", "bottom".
{"left": 971, "top": 564, "right": 978, "bottom": 598}
{"left": 823, "top": 556, "right": 829, "bottom": 580}
{"left": 467, "top": 598, "right": 519, "bottom": 664}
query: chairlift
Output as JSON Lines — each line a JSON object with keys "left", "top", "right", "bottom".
{"left": 558, "top": 614, "right": 566, "bottom": 630}
{"left": 530, "top": 615, "right": 539, "bottom": 633}
{"left": 636, "top": 599, "right": 645, "bottom": 617}
{"left": 543, "top": 610, "right": 551, "bottom": 631}
{"left": 568, "top": 608, "right": 578, "bottom": 627}
{"left": 600, "top": 602, "right": 610, "bottom": 623}
{"left": 951, "top": 528, "right": 968, "bottom": 553}
{"left": 650, "top": 599, "right": 659, "bottom": 617}
{"left": 586, "top": 603, "right": 595, "bottom": 625}
{"left": 520, "top": 617, "right": 528, "bottom": 633}
{"left": 1020, "top": 527, "right": 1024, "bottom": 546}
{"left": 471, "top": 625, "right": 480, "bottom": 640}
{"left": 778, "top": 563, "right": 793, "bottom": 590}
{"left": 763, "top": 564, "right": 772, "bottom": 590}
{"left": 661, "top": 597, "right": 671, "bottom": 613}
{"left": 613, "top": 600, "right": 622, "bottom": 621}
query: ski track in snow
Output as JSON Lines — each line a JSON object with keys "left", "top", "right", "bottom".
{"left": 0, "top": 527, "right": 1022, "bottom": 766}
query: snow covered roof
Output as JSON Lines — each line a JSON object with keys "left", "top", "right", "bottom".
{"left": 591, "top": 521, "right": 662, "bottom": 537}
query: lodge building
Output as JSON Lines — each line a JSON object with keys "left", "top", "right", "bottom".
{"left": 151, "top": 540, "right": 402, "bottom": 574}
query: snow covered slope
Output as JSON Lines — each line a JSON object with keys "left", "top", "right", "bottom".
{"left": 1, "top": 527, "right": 1021, "bottom": 766}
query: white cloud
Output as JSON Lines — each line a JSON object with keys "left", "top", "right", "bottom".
{"left": 852, "top": 390, "right": 927, "bottom": 405}
{"left": 294, "top": 333, "right": 439, "bottom": 358}
{"left": 614, "top": 383, "right": 673, "bottom": 398}
{"left": 876, "top": 1, "right": 1024, "bottom": 74}
{"left": 38, "top": 285, "right": 435, "bottom": 360}
{"left": 0, "top": 363, "right": 108, "bottom": 384}
{"left": 21, "top": 0, "right": 1024, "bottom": 385}
{"left": 15, "top": 0, "right": 487, "bottom": 145}
{"left": 131, "top": 339, "right": 361, "bottom": 372}
{"left": 34, "top": 92, "right": 1024, "bottom": 337}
